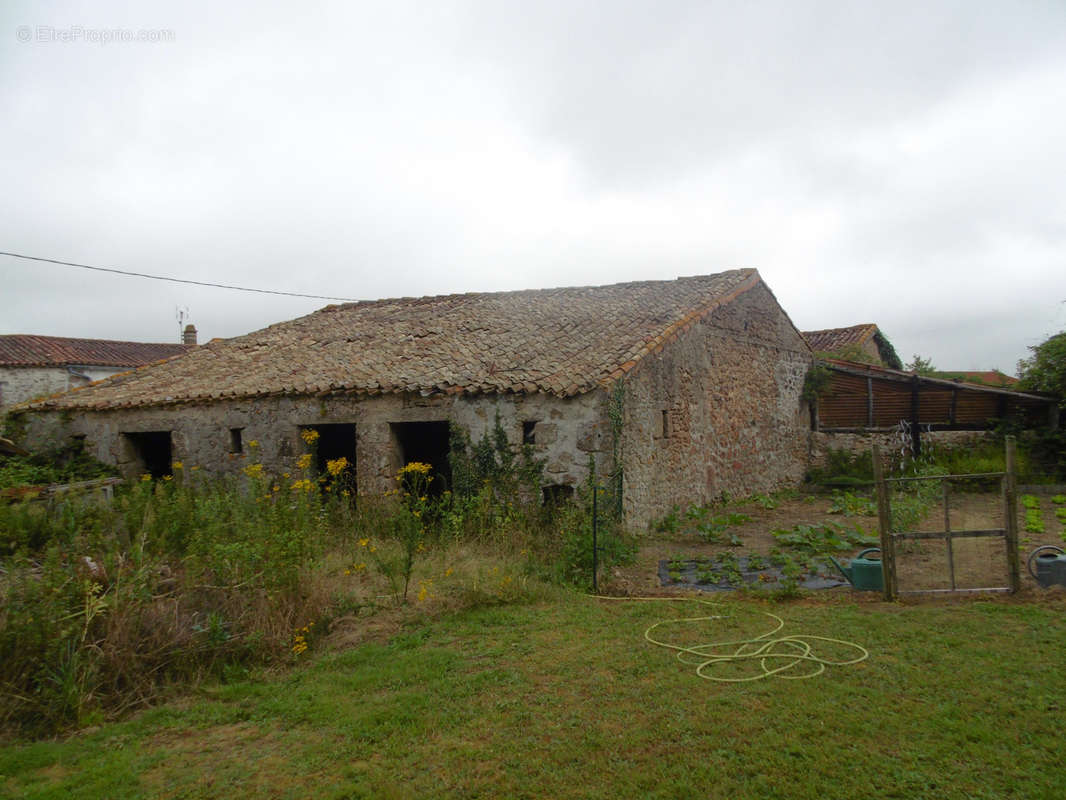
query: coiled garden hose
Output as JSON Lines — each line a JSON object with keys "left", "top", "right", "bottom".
{"left": 595, "top": 596, "right": 869, "bottom": 682}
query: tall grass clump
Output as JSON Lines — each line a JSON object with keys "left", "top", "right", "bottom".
{"left": 1, "top": 423, "right": 630, "bottom": 736}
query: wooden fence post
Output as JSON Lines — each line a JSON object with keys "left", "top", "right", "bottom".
{"left": 1004, "top": 436, "right": 1021, "bottom": 593}
{"left": 872, "top": 444, "right": 896, "bottom": 601}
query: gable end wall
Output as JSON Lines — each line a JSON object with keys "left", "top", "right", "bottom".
{"left": 619, "top": 282, "right": 812, "bottom": 528}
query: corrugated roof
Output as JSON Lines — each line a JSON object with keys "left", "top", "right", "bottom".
{"left": 0, "top": 335, "right": 193, "bottom": 368}
{"left": 23, "top": 270, "right": 762, "bottom": 410}
{"left": 801, "top": 324, "right": 878, "bottom": 353}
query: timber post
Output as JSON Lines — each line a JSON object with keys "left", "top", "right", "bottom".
{"left": 1004, "top": 436, "right": 1021, "bottom": 593}
{"left": 872, "top": 444, "right": 896, "bottom": 601}
{"left": 909, "top": 375, "right": 921, "bottom": 457}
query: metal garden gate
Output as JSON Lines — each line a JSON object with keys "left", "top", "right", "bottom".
{"left": 872, "top": 438, "right": 1021, "bottom": 600}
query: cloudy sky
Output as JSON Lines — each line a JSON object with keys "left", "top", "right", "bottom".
{"left": 2, "top": 1, "right": 1064, "bottom": 374}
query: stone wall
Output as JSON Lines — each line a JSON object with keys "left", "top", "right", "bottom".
{"left": 0, "top": 365, "right": 121, "bottom": 411}
{"left": 619, "top": 282, "right": 813, "bottom": 529}
{"left": 16, "top": 390, "right": 610, "bottom": 495}
{"left": 809, "top": 429, "right": 994, "bottom": 471}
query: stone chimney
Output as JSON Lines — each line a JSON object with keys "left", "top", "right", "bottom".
{"left": 182, "top": 324, "right": 198, "bottom": 346}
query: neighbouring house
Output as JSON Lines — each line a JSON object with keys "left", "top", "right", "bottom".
{"left": 0, "top": 329, "right": 196, "bottom": 411}
{"left": 802, "top": 324, "right": 903, "bottom": 369}
{"left": 11, "top": 270, "right": 814, "bottom": 528}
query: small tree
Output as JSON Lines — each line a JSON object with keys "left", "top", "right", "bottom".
{"left": 1017, "top": 331, "right": 1066, "bottom": 478}
{"left": 1018, "top": 331, "right": 1066, "bottom": 407}
{"left": 905, "top": 354, "right": 937, "bottom": 375}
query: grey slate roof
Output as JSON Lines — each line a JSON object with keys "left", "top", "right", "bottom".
{"left": 25, "top": 269, "right": 761, "bottom": 410}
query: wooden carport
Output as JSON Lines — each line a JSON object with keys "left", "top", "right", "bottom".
{"left": 813, "top": 359, "right": 1058, "bottom": 455}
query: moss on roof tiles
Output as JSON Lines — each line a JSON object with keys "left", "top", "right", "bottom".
{"left": 25, "top": 270, "right": 761, "bottom": 410}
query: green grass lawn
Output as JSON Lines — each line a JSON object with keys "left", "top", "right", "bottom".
{"left": 3, "top": 593, "right": 1065, "bottom": 799}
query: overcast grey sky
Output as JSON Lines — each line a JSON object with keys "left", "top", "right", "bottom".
{"left": 2, "top": 1, "right": 1064, "bottom": 374}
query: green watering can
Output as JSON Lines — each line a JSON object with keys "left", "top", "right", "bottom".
{"left": 829, "top": 548, "right": 884, "bottom": 591}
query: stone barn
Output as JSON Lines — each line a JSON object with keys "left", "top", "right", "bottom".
{"left": 11, "top": 269, "right": 813, "bottom": 528}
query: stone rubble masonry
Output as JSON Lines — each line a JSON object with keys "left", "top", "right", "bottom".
{"left": 13, "top": 273, "right": 817, "bottom": 528}
{"left": 619, "top": 281, "right": 812, "bottom": 528}
{"left": 18, "top": 390, "right": 610, "bottom": 496}
{"left": 809, "top": 429, "right": 993, "bottom": 471}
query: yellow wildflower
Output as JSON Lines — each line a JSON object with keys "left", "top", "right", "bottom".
{"left": 243, "top": 463, "right": 264, "bottom": 478}
{"left": 282, "top": 472, "right": 290, "bottom": 478}
{"left": 358, "top": 538, "right": 369, "bottom": 547}
{"left": 248, "top": 439, "right": 260, "bottom": 449}
{"left": 399, "top": 461, "right": 432, "bottom": 476}
{"left": 172, "top": 461, "right": 184, "bottom": 470}
{"left": 444, "top": 568, "right": 453, "bottom": 577}
{"left": 296, "top": 454, "right": 312, "bottom": 470}
{"left": 162, "top": 475, "right": 173, "bottom": 482}
{"left": 140, "top": 473, "right": 152, "bottom": 482}
{"left": 301, "top": 429, "right": 320, "bottom": 445}
{"left": 326, "top": 456, "right": 348, "bottom": 476}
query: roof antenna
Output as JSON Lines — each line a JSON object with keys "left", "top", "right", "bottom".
{"left": 175, "top": 306, "right": 190, "bottom": 344}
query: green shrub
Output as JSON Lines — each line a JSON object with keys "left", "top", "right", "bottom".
{"left": 0, "top": 445, "right": 118, "bottom": 490}
{"left": 807, "top": 449, "right": 874, "bottom": 488}
{"left": 772, "top": 521, "right": 876, "bottom": 554}
{"left": 827, "top": 490, "right": 877, "bottom": 517}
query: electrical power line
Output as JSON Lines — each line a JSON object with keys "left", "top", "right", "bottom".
{"left": 0, "top": 250, "right": 361, "bottom": 302}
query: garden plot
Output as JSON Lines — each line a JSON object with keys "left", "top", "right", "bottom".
{"left": 607, "top": 491, "right": 881, "bottom": 595}
{"left": 656, "top": 552, "right": 847, "bottom": 591}
{"left": 610, "top": 487, "right": 1065, "bottom": 596}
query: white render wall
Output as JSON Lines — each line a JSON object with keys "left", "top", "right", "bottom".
{"left": 0, "top": 365, "right": 126, "bottom": 411}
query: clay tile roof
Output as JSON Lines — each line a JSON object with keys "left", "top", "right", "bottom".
{"left": 23, "top": 270, "right": 762, "bottom": 411}
{"left": 0, "top": 335, "right": 193, "bottom": 368}
{"left": 931, "top": 370, "right": 1019, "bottom": 387}
{"left": 801, "top": 324, "right": 878, "bottom": 353}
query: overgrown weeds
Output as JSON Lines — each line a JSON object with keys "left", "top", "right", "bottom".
{"left": 0, "top": 420, "right": 628, "bottom": 737}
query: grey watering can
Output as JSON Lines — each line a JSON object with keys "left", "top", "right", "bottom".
{"left": 828, "top": 547, "right": 884, "bottom": 591}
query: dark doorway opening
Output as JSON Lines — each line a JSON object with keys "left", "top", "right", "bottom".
{"left": 303, "top": 424, "right": 357, "bottom": 494}
{"left": 391, "top": 421, "right": 451, "bottom": 495}
{"left": 124, "top": 431, "right": 172, "bottom": 479}
{"left": 542, "top": 483, "right": 575, "bottom": 507}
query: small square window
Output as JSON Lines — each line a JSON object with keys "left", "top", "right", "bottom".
{"left": 661, "top": 410, "right": 672, "bottom": 439}
{"left": 229, "top": 427, "right": 244, "bottom": 454}
{"left": 522, "top": 420, "right": 537, "bottom": 445}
